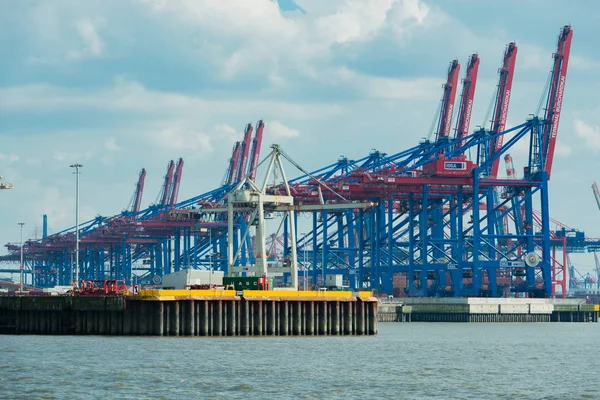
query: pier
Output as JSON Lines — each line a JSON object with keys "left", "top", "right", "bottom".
{"left": 377, "top": 298, "right": 599, "bottom": 323}
{"left": 0, "top": 290, "right": 378, "bottom": 336}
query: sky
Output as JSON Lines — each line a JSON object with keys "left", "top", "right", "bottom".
{"left": 1, "top": 0, "right": 600, "bottom": 273}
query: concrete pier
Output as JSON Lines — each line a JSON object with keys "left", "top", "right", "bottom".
{"left": 377, "top": 298, "right": 599, "bottom": 323}
{"left": 0, "top": 290, "right": 378, "bottom": 336}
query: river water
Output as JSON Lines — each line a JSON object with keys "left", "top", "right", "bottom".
{"left": 1, "top": 323, "right": 599, "bottom": 399}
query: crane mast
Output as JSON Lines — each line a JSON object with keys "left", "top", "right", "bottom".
{"left": 168, "top": 158, "right": 184, "bottom": 206}
{"left": 489, "top": 42, "right": 518, "bottom": 178}
{"left": 542, "top": 25, "right": 573, "bottom": 178}
{"left": 158, "top": 160, "right": 175, "bottom": 206}
{"left": 247, "top": 120, "right": 265, "bottom": 181}
{"left": 131, "top": 168, "right": 146, "bottom": 213}
{"left": 235, "top": 123, "right": 254, "bottom": 182}
{"left": 435, "top": 59, "right": 461, "bottom": 141}
{"left": 454, "top": 54, "right": 480, "bottom": 149}
{"left": 227, "top": 142, "right": 242, "bottom": 185}
{"left": 593, "top": 182, "right": 600, "bottom": 211}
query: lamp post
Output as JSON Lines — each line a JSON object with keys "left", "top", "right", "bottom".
{"left": 18, "top": 222, "right": 25, "bottom": 292}
{"left": 301, "top": 232, "right": 307, "bottom": 291}
{"left": 70, "top": 163, "right": 82, "bottom": 286}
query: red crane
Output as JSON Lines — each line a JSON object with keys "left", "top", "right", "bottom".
{"left": 542, "top": 25, "right": 573, "bottom": 179}
{"left": 158, "top": 160, "right": 175, "bottom": 206}
{"left": 227, "top": 142, "right": 242, "bottom": 185}
{"left": 593, "top": 181, "right": 600, "bottom": 211}
{"left": 435, "top": 59, "right": 461, "bottom": 141}
{"left": 169, "top": 158, "right": 184, "bottom": 206}
{"left": 489, "top": 42, "right": 518, "bottom": 178}
{"left": 454, "top": 54, "right": 480, "bottom": 148}
{"left": 247, "top": 120, "right": 265, "bottom": 181}
{"left": 131, "top": 168, "right": 146, "bottom": 213}
{"left": 235, "top": 123, "right": 254, "bottom": 182}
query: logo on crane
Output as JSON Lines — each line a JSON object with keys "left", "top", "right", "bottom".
{"left": 550, "top": 75, "right": 566, "bottom": 140}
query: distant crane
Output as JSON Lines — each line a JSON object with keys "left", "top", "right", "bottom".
{"left": 168, "top": 158, "right": 184, "bottom": 206}
{"left": 488, "top": 42, "right": 518, "bottom": 178}
{"left": 592, "top": 181, "right": 600, "bottom": 211}
{"left": 127, "top": 169, "right": 146, "bottom": 214}
{"left": 454, "top": 54, "right": 480, "bottom": 150}
{"left": 0, "top": 176, "right": 14, "bottom": 190}
{"left": 435, "top": 59, "right": 461, "bottom": 142}
{"left": 235, "top": 124, "right": 254, "bottom": 182}
{"left": 541, "top": 25, "right": 573, "bottom": 179}
{"left": 157, "top": 160, "right": 175, "bottom": 206}
{"left": 247, "top": 120, "right": 265, "bottom": 181}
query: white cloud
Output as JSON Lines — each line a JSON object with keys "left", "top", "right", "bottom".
{"left": 151, "top": 127, "right": 214, "bottom": 156}
{"left": 67, "top": 18, "right": 105, "bottom": 60}
{"left": 264, "top": 120, "right": 300, "bottom": 141}
{"left": 142, "top": 0, "right": 430, "bottom": 80}
{"left": 0, "top": 153, "right": 20, "bottom": 163}
{"left": 104, "top": 137, "right": 121, "bottom": 152}
{"left": 554, "top": 140, "right": 572, "bottom": 157}
{"left": 0, "top": 79, "right": 343, "bottom": 120}
{"left": 575, "top": 119, "right": 600, "bottom": 153}
{"left": 53, "top": 151, "right": 93, "bottom": 162}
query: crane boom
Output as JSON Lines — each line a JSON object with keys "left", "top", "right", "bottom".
{"left": 543, "top": 25, "right": 573, "bottom": 179}
{"left": 489, "top": 42, "right": 518, "bottom": 178}
{"left": 454, "top": 54, "right": 480, "bottom": 148}
{"left": 0, "top": 176, "right": 14, "bottom": 189}
{"left": 131, "top": 168, "right": 146, "bottom": 213}
{"left": 236, "top": 123, "right": 254, "bottom": 182}
{"left": 169, "top": 158, "right": 184, "bottom": 206}
{"left": 435, "top": 59, "right": 461, "bottom": 140}
{"left": 227, "top": 142, "right": 242, "bottom": 185}
{"left": 159, "top": 160, "right": 175, "bottom": 206}
{"left": 593, "top": 182, "right": 600, "bottom": 211}
{"left": 247, "top": 120, "right": 265, "bottom": 181}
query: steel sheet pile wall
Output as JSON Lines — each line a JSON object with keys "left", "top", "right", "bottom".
{"left": 0, "top": 295, "right": 378, "bottom": 336}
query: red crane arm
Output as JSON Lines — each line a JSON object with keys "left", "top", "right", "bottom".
{"left": 543, "top": 25, "right": 573, "bottom": 178}
{"left": 454, "top": 54, "right": 480, "bottom": 146}
{"left": 236, "top": 123, "right": 254, "bottom": 182}
{"left": 132, "top": 168, "right": 146, "bottom": 213}
{"left": 227, "top": 142, "right": 242, "bottom": 185}
{"left": 489, "top": 42, "right": 518, "bottom": 178}
{"left": 169, "top": 158, "right": 184, "bottom": 206}
{"left": 592, "top": 181, "right": 600, "bottom": 211}
{"left": 159, "top": 160, "right": 175, "bottom": 205}
{"left": 224, "top": 142, "right": 238, "bottom": 185}
{"left": 436, "top": 59, "right": 461, "bottom": 140}
{"left": 248, "top": 120, "right": 265, "bottom": 181}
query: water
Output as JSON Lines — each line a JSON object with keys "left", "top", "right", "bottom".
{"left": 1, "top": 323, "right": 599, "bottom": 399}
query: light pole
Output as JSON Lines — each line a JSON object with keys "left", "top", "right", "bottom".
{"left": 301, "top": 232, "right": 307, "bottom": 291}
{"left": 70, "top": 163, "right": 82, "bottom": 286}
{"left": 18, "top": 222, "right": 25, "bottom": 292}
{"left": 209, "top": 228, "right": 213, "bottom": 286}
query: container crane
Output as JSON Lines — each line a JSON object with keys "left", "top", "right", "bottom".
{"left": 157, "top": 160, "right": 175, "bottom": 206}
{"left": 235, "top": 123, "right": 254, "bottom": 182}
{"left": 592, "top": 181, "right": 600, "bottom": 211}
{"left": 424, "top": 59, "right": 478, "bottom": 176}
{"left": 435, "top": 59, "right": 461, "bottom": 142}
{"left": 228, "top": 142, "right": 242, "bottom": 185}
{"left": 129, "top": 169, "right": 146, "bottom": 214}
{"left": 168, "top": 158, "right": 184, "bottom": 206}
{"left": 488, "top": 42, "right": 518, "bottom": 178}
{"left": 540, "top": 25, "right": 573, "bottom": 179}
{"left": 454, "top": 54, "right": 480, "bottom": 150}
{"left": 0, "top": 176, "right": 14, "bottom": 189}
{"left": 247, "top": 120, "right": 265, "bottom": 181}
